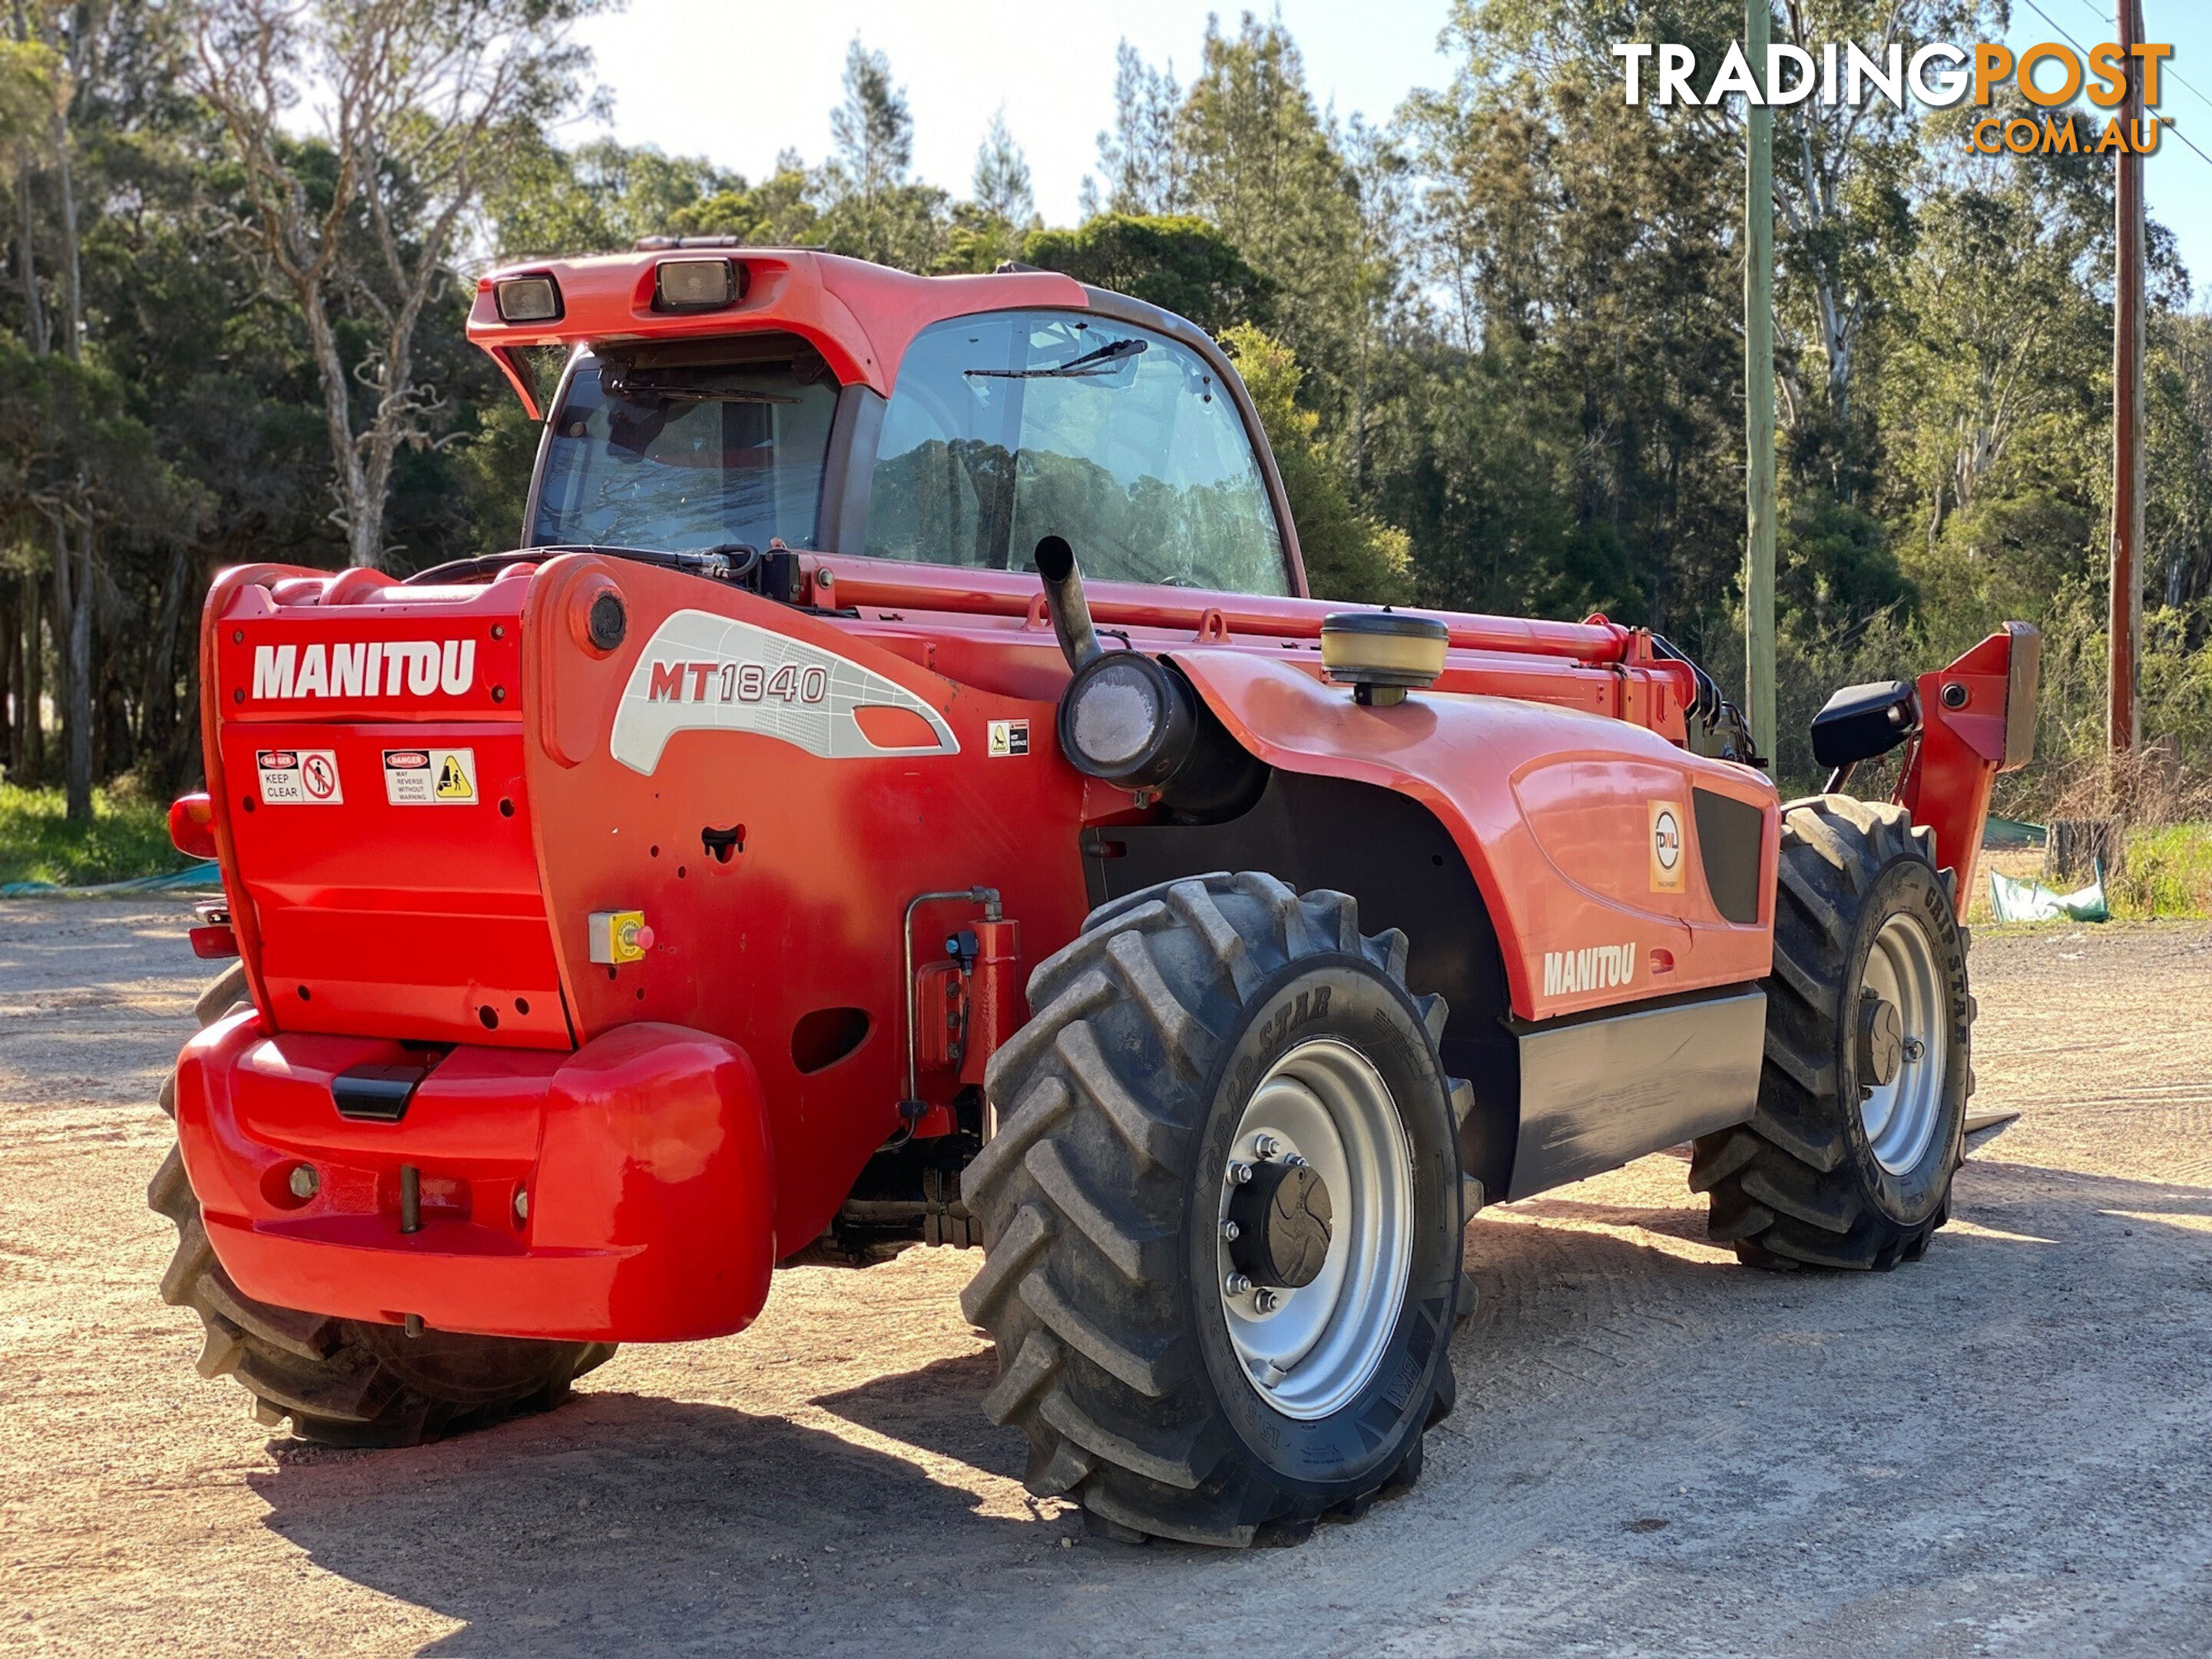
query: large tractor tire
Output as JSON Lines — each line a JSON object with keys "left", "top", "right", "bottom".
{"left": 962, "top": 873, "right": 1465, "bottom": 1548}
{"left": 150, "top": 963, "right": 614, "bottom": 1445}
{"left": 1692, "top": 796, "right": 1973, "bottom": 1270}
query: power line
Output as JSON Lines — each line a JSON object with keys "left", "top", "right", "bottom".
{"left": 2015, "top": 0, "right": 2212, "bottom": 172}
{"left": 2066, "top": 0, "right": 2212, "bottom": 120}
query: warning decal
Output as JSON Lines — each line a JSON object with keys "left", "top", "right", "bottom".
{"left": 383, "top": 747, "right": 478, "bottom": 806}
{"left": 257, "top": 749, "right": 343, "bottom": 806}
{"left": 987, "top": 719, "right": 1030, "bottom": 757}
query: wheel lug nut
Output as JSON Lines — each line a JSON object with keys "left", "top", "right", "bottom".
{"left": 1283, "top": 1153, "right": 1306, "bottom": 1168}
{"left": 1254, "top": 1289, "right": 1280, "bottom": 1314}
{"left": 1253, "top": 1134, "right": 1281, "bottom": 1160}
{"left": 1221, "top": 1220, "right": 1240, "bottom": 1241}
{"left": 1224, "top": 1272, "right": 1253, "bottom": 1296}
{"left": 1228, "top": 1161, "right": 1253, "bottom": 1185}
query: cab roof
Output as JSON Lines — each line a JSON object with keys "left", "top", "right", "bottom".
{"left": 467, "top": 247, "right": 1091, "bottom": 416}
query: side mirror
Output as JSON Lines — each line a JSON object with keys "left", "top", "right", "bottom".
{"left": 1811, "top": 680, "right": 1920, "bottom": 777}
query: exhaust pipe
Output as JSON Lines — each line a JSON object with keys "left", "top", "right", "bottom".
{"left": 1033, "top": 536, "right": 1101, "bottom": 672}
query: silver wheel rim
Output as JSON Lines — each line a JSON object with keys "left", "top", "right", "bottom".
{"left": 1859, "top": 911, "right": 1949, "bottom": 1176}
{"left": 1216, "top": 1038, "right": 1414, "bottom": 1420}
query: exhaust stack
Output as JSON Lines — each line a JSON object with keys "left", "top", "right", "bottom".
{"left": 1033, "top": 536, "right": 1100, "bottom": 672}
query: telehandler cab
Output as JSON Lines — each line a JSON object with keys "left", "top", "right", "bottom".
{"left": 151, "top": 246, "right": 2037, "bottom": 1546}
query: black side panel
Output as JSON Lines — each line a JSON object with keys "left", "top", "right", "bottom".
{"left": 1694, "top": 786, "right": 1765, "bottom": 926}
{"left": 1083, "top": 770, "right": 1519, "bottom": 1203}
{"left": 1505, "top": 985, "right": 1766, "bottom": 1199}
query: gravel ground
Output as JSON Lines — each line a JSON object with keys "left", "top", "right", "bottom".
{"left": 2, "top": 902, "right": 2208, "bottom": 1657}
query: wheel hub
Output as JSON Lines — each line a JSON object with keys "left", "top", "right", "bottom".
{"left": 1857, "top": 912, "right": 1950, "bottom": 1176}
{"left": 1216, "top": 1039, "right": 1414, "bottom": 1421}
{"left": 1856, "top": 991, "right": 1903, "bottom": 1088}
{"left": 1226, "top": 1158, "right": 1333, "bottom": 1290}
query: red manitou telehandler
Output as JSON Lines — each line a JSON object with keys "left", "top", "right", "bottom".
{"left": 150, "top": 245, "right": 2038, "bottom": 1547}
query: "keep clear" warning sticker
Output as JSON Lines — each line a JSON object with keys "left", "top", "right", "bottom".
{"left": 257, "top": 749, "right": 342, "bottom": 805}
{"left": 382, "top": 747, "right": 478, "bottom": 806}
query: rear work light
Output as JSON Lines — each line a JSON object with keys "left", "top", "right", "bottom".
{"left": 654, "top": 257, "right": 740, "bottom": 312}
{"left": 494, "top": 275, "right": 562, "bottom": 323}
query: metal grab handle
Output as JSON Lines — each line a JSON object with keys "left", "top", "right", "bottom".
{"left": 899, "top": 887, "right": 1003, "bottom": 1123}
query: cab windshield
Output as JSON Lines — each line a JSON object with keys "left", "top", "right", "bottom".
{"left": 531, "top": 336, "right": 837, "bottom": 552}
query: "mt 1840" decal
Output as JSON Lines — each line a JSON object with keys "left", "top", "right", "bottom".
{"left": 610, "top": 611, "right": 958, "bottom": 773}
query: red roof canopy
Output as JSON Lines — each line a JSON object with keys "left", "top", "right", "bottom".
{"left": 467, "top": 248, "right": 1091, "bottom": 414}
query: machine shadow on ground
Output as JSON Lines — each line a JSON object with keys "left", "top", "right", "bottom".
{"left": 234, "top": 1151, "right": 2212, "bottom": 1657}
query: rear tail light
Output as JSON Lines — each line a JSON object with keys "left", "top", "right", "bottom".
{"left": 170, "top": 793, "right": 217, "bottom": 859}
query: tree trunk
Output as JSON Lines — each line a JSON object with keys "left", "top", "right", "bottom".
{"left": 19, "top": 568, "right": 44, "bottom": 787}
{"left": 161, "top": 637, "right": 202, "bottom": 796}
{"left": 49, "top": 110, "right": 81, "bottom": 360}
{"left": 14, "top": 163, "right": 48, "bottom": 356}
{"left": 294, "top": 295, "right": 382, "bottom": 568}
{"left": 1, "top": 581, "right": 17, "bottom": 781}
{"left": 51, "top": 511, "right": 93, "bottom": 823}
{"left": 137, "top": 541, "right": 191, "bottom": 773}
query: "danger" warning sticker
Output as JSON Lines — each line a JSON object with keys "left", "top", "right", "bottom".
{"left": 382, "top": 747, "right": 478, "bottom": 806}
{"left": 257, "top": 749, "right": 342, "bottom": 805}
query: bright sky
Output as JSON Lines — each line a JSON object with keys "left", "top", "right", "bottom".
{"left": 577, "top": 0, "right": 2212, "bottom": 294}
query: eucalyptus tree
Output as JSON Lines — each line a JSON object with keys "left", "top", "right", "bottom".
{"left": 189, "top": 0, "right": 602, "bottom": 569}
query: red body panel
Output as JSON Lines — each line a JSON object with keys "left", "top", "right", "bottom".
{"left": 515, "top": 557, "right": 1094, "bottom": 1249}
{"left": 177, "top": 1012, "right": 773, "bottom": 1342}
{"left": 204, "top": 569, "right": 567, "bottom": 1046}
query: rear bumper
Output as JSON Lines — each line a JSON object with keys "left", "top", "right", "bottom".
{"left": 175, "top": 1015, "right": 775, "bottom": 1343}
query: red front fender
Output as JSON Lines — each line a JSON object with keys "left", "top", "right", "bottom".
{"left": 1164, "top": 647, "right": 1777, "bottom": 1020}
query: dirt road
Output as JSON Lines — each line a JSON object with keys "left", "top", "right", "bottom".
{"left": 4, "top": 902, "right": 2209, "bottom": 1657}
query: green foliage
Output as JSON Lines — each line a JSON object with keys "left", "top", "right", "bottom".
{"left": 1779, "top": 492, "right": 1912, "bottom": 643}
{"left": 2112, "top": 823, "right": 2212, "bottom": 919}
{"left": 488, "top": 135, "right": 750, "bottom": 257}
{"left": 813, "top": 40, "right": 948, "bottom": 272}
{"left": 1220, "top": 325, "right": 1408, "bottom": 604}
{"left": 1020, "top": 216, "right": 1273, "bottom": 335}
{"left": 452, "top": 399, "right": 544, "bottom": 555}
{"left": 1175, "top": 15, "right": 1365, "bottom": 403}
{"left": 0, "top": 783, "right": 186, "bottom": 886}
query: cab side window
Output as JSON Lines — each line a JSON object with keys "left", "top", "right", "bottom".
{"left": 864, "top": 312, "right": 1290, "bottom": 595}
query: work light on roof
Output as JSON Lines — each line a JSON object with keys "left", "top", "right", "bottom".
{"left": 493, "top": 275, "right": 561, "bottom": 324}
{"left": 655, "top": 257, "right": 739, "bottom": 313}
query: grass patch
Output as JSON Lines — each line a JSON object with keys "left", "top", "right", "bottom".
{"left": 0, "top": 783, "right": 193, "bottom": 887}
{"left": 1968, "top": 822, "right": 2212, "bottom": 923}
{"left": 2112, "top": 822, "right": 2212, "bottom": 919}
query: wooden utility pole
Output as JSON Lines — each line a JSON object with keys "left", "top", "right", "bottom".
{"left": 1745, "top": 0, "right": 1777, "bottom": 766}
{"left": 2109, "top": 0, "right": 2146, "bottom": 756}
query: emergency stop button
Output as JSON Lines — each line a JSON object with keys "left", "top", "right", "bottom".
{"left": 588, "top": 910, "right": 654, "bottom": 965}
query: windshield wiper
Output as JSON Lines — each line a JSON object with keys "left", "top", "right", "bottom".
{"left": 403, "top": 543, "right": 762, "bottom": 587}
{"left": 966, "top": 338, "right": 1147, "bottom": 380}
